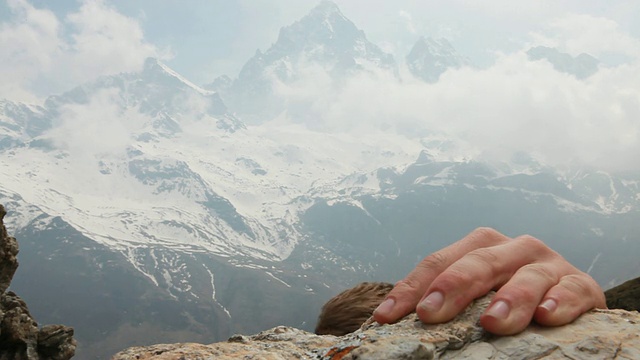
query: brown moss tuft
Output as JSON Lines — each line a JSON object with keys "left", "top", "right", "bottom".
{"left": 315, "top": 282, "right": 393, "bottom": 336}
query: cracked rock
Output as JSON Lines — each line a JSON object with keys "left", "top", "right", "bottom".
{"left": 112, "top": 294, "right": 640, "bottom": 359}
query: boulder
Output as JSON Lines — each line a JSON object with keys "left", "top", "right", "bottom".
{"left": 112, "top": 294, "right": 640, "bottom": 359}
{"left": 0, "top": 205, "right": 76, "bottom": 360}
{"left": 605, "top": 276, "right": 640, "bottom": 312}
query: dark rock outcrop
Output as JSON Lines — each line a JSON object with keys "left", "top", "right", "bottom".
{"left": 605, "top": 276, "right": 640, "bottom": 312}
{"left": 0, "top": 204, "right": 76, "bottom": 359}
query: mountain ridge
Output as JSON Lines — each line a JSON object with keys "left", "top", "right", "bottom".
{"left": 0, "top": 2, "right": 638, "bottom": 358}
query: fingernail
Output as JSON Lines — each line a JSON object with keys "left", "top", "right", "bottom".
{"left": 374, "top": 298, "right": 395, "bottom": 316}
{"left": 539, "top": 298, "right": 557, "bottom": 313}
{"left": 486, "top": 300, "right": 510, "bottom": 319}
{"left": 419, "top": 291, "right": 444, "bottom": 312}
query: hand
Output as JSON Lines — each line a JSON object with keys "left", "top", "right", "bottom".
{"left": 372, "top": 227, "right": 606, "bottom": 335}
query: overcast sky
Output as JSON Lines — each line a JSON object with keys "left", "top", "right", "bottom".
{"left": 1, "top": 0, "right": 639, "bottom": 171}
{"left": 2, "top": 0, "right": 640, "bottom": 97}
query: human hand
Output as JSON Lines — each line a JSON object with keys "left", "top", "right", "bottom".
{"left": 372, "top": 227, "right": 606, "bottom": 335}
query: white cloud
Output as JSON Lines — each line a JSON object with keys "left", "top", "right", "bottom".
{"left": 398, "top": 10, "right": 417, "bottom": 35}
{"left": 0, "top": 0, "right": 166, "bottom": 102}
{"left": 47, "top": 88, "right": 139, "bottom": 159}
{"left": 0, "top": 0, "right": 61, "bottom": 102}
{"left": 531, "top": 14, "right": 640, "bottom": 60}
{"left": 60, "top": 0, "right": 164, "bottom": 85}
{"left": 275, "top": 51, "right": 640, "bottom": 172}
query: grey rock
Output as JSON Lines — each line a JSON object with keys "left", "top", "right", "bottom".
{"left": 0, "top": 205, "right": 18, "bottom": 294}
{"left": 406, "top": 37, "right": 470, "bottom": 83}
{"left": 526, "top": 46, "right": 599, "bottom": 79}
{"left": 112, "top": 294, "right": 640, "bottom": 359}
{"left": 0, "top": 204, "right": 76, "bottom": 359}
{"left": 605, "top": 276, "right": 640, "bottom": 311}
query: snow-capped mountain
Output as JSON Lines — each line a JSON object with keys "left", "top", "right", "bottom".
{"left": 1, "top": 2, "right": 638, "bottom": 359}
{"left": 526, "top": 46, "right": 599, "bottom": 79}
{"left": 406, "top": 37, "right": 470, "bottom": 83}
{"left": 0, "top": 53, "right": 419, "bottom": 357}
{"left": 209, "top": 0, "right": 397, "bottom": 123}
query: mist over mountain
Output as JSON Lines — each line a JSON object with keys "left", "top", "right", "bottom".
{"left": 208, "top": 0, "right": 397, "bottom": 124}
{"left": 406, "top": 37, "right": 470, "bottom": 83}
{"left": 527, "top": 46, "right": 600, "bottom": 79}
{"left": 1, "top": 1, "right": 639, "bottom": 359}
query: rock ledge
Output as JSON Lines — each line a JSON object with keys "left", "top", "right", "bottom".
{"left": 113, "top": 295, "right": 639, "bottom": 359}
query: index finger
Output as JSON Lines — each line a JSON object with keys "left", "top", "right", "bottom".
{"left": 373, "top": 227, "right": 511, "bottom": 324}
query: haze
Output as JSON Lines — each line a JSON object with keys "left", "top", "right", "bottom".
{"left": 1, "top": 0, "right": 639, "bottom": 171}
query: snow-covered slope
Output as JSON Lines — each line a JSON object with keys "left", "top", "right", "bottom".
{"left": 0, "top": 60, "right": 423, "bottom": 264}
{"left": 1, "top": 2, "right": 638, "bottom": 359}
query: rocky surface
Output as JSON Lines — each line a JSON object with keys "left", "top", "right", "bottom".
{"left": 0, "top": 204, "right": 76, "bottom": 360}
{"left": 112, "top": 294, "right": 640, "bottom": 359}
{"left": 605, "top": 276, "right": 640, "bottom": 312}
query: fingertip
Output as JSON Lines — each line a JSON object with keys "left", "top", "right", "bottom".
{"left": 479, "top": 298, "right": 531, "bottom": 335}
{"left": 533, "top": 297, "right": 582, "bottom": 326}
{"left": 534, "top": 275, "right": 606, "bottom": 326}
{"left": 538, "top": 298, "right": 558, "bottom": 313}
{"left": 372, "top": 295, "right": 418, "bottom": 324}
{"left": 415, "top": 291, "right": 446, "bottom": 324}
{"left": 372, "top": 298, "right": 395, "bottom": 324}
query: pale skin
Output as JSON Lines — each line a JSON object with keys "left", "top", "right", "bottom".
{"left": 373, "top": 227, "right": 607, "bottom": 335}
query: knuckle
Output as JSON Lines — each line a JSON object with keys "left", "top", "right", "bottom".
{"left": 435, "top": 268, "right": 475, "bottom": 292}
{"left": 519, "top": 263, "right": 559, "bottom": 284}
{"left": 416, "top": 251, "right": 449, "bottom": 272}
{"left": 466, "top": 247, "right": 500, "bottom": 265}
{"left": 514, "top": 234, "right": 558, "bottom": 258}
{"left": 504, "top": 284, "right": 538, "bottom": 302}
{"left": 560, "top": 273, "right": 598, "bottom": 297}
{"left": 394, "top": 277, "right": 423, "bottom": 294}
{"left": 463, "top": 248, "right": 501, "bottom": 279}
{"left": 469, "top": 227, "right": 507, "bottom": 246}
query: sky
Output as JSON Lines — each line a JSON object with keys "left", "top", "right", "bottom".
{"left": 2, "top": 0, "right": 640, "bottom": 97}
{"left": 1, "top": 0, "right": 639, "bottom": 172}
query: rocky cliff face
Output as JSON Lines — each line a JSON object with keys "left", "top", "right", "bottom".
{"left": 112, "top": 293, "right": 640, "bottom": 359}
{"left": 0, "top": 204, "right": 76, "bottom": 360}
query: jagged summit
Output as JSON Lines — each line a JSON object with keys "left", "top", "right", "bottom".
{"left": 406, "top": 36, "right": 469, "bottom": 83}
{"left": 527, "top": 46, "right": 599, "bottom": 79}
{"left": 273, "top": 0, "right": 359, "bottom": 54}
{"left": 306, "top": 0, "right": 344, "bottom": 22}
{"left": 217, "top": 1, "right": 397, "bottom": 123}
{"left": 255, "top": 0, "right": 394, "bottom": 73}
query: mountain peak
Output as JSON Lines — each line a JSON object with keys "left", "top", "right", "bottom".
{"left": 141, "top": 57, "right": 214, "bottom": 96}
{"left": 223, "top": 1, "right": 397, "bottom": 123}
{"left": 406, "top": 36, "right": 469, "bottom": 83}
{"left": 309, "top": 0, "right": 343, "bottom": 19}
{"left": 274, "top": 0, "right": 358, "bottom": 51}
{"left": 527, "top": 46, "right": 599, "bottom": 79}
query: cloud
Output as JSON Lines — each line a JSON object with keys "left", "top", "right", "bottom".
{"left": 530, "top": 14, "right": 640, "bottom": 60}
{"left": 60, "top": 0, "right": 165, "bottom": 84}
{"left": 0, "top": 0, "right": 61, "bottom": 102}
{"left": 275, "top": 51, "right": 640, "bottom": 172}
{"left": 397, "top": 10, "right": 417, "bottom": 35}
{"left": 47, "top": 88, "right": 140, "bottom": 159}
{"left": 0, "top": 0, "right": 166, "bottom": 102}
